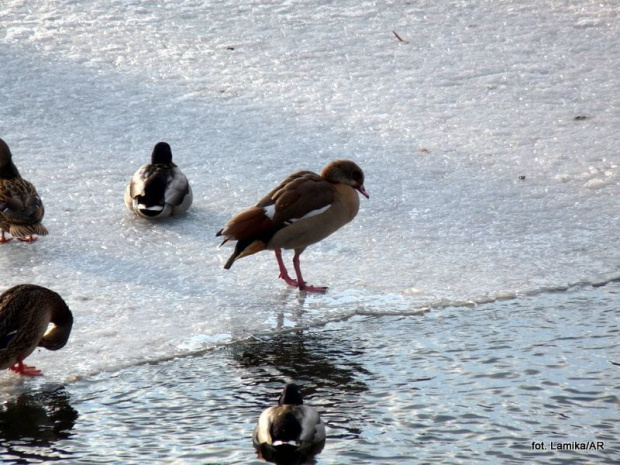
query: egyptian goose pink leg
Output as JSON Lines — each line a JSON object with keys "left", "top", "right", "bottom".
{"left": 292, "top": 251, "right": 328, "bottom": 293}
{"left": 274, "top": 248, "right": 299, "bottom": 287}
{"left": 8, "top": 356, "right": 42, "bottom": 376}
{"left": 17, "top": 235, "right": 38, "bottom": 242}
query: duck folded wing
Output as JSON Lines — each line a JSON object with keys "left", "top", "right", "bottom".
{"left": 0, "top": 285, "right": 42, "bottom": 332}
{"left": 0, "top": 330, "right": 17, "bottom": 350}
{"left": 257, "top": 171, "right": 335, "bottom": 225}
{"left": 0, "top": 290, "right": 20, "bottom": 349}
{"left": 0, "top": 180, "right": 46, "bottom": 223}
{"left": 164, "top": 168, "right": 191, "bottom": 207}
{"left": 218, "top": 172, "right": 334, "bottom": 240}
{"left": 297, "top": 406, "right": 325, "bottom": 445}
{"left": 128, "top": 165, "right": 158, "bottom": 199}
{"left": 255, "top": 406, "right": 278, "bottom": 445}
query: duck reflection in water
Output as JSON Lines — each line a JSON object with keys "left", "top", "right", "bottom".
{"left": 0, "top": 387, "right": 77, "bottom": 460}
{"left": 230, "top": 313, "right": 369, "bottom": 396}
{"left": 253, "top": 383, "right": 326, "bottom": 465}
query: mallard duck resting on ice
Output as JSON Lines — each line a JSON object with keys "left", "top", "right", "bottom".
{"left": 124, "top": 142, "right": 193, "bottom": 219}
{"left": 0, "top": 284, "right": 73, "bottom": 376}
{"left": 0, "top": 138, "right": 49, "bottom": 243}
{"left": 217, "top": 159, "right": 368, "bottom": 292}
{"left": 253, "top": 383, "right": 326, "bottom": 462}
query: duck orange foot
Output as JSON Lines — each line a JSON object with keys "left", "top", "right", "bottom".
{"left": 9, "top": 360, "right": 43, "bottom": 376}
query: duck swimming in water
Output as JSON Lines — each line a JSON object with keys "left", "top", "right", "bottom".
{"left": 253, "top": 383, "right": 326, "bottom": 462}
{"left": 124, "top": 142, "right": 193, "bottom": 219}
{"left": 0, "top": 284, "right": 73, "bottom": 376}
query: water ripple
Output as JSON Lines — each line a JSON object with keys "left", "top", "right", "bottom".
{"left": 0, "top": 284, "right": 618, "bottom": 463}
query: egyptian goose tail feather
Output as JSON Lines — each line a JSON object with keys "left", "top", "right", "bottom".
{"left": 218, "top": 206, "right": 279, "bottom": 269}
{"left": 218, "top": 207, "right": 273, "bottom": 240}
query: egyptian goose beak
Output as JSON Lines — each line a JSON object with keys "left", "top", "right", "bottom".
{"left": 357, "top": 184, "right": 370, "bottom": 199}
{"left": 217, "top": 159, "right": 367, "bottom": 292}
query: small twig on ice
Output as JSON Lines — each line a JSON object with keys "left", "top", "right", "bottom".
{"left": 393, "top": 30, "right": 408, "bottom": 43}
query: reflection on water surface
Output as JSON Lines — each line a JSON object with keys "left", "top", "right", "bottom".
{"left": 0, "top": 388, "right": 77, "bottom": 462}
{"left": 0, "top": 284, "right": 618, "bottom": 463}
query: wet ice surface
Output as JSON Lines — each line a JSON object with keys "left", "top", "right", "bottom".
{"left": 0, "top": 0, "right": 619, "bottom": 462}
{"left": 1, "top": 283, "right": 618, "bottom": 463}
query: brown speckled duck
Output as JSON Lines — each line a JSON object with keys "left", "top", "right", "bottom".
{"left": 0, "top": 284, "right": 73, "bottom": 376}
{"left": 0, "top": 139, "right": 49, "bottom": 243}
{"left": 217, "top": 159, "right": 368, "bottom": 292}
{"left": 124, "top": 142, "right": 193, "bottom": 219}
{"left": 253, "top": 383, "right": 326, "bottom": 462}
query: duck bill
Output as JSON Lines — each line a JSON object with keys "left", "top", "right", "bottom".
{"left": 357, "top": 185, "right": 370, "bottom": 199}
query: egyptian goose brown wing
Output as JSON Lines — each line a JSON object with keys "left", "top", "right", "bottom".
{"left": 217, "top": 171, "right": 334, "bottom": 242}
{"left": 258, "top": 171, "right": 336, "bottom": 223}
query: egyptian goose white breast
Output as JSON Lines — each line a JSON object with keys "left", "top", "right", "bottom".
{"left": 217, "top": 159, "right": 368, "bottom": 292}
{"left": 124, "top": 142, "right": 193, "bottom": 219}
{"left": 253, "top": 383, "right": 326, "bottom": 461}
{"left": 0, "top": 284, "right": 73, "bottom": 376}
{"left": 0, "top": 139, "right": 49, "bottom": 243}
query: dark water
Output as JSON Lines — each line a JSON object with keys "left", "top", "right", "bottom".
{"left": 1, "top": 283, "right": 619, "bottom": 464}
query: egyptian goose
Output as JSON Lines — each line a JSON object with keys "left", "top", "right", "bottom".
{"left": 0, "top": 284, "right": 73, "bottom": 376}
{"left": 0, "top": 138, "right": 49, "bottom": 243}
{"left": 253, "top": 383, "right": 326, "bottom": 461}
{"left": 124, "top": 142, "right": 193, "bottom": 219}
{"left": 217, "top": 159, "right": 368, "bottom": 292}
